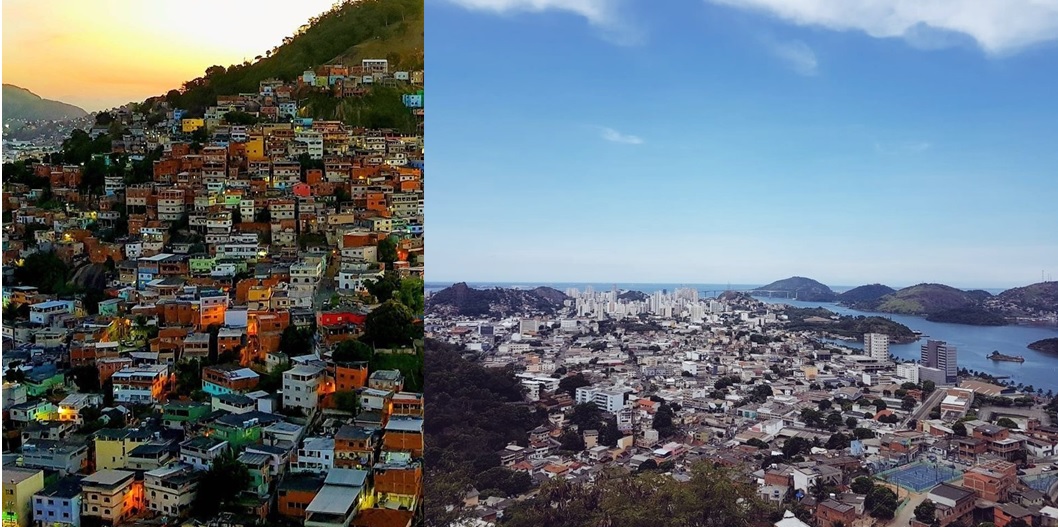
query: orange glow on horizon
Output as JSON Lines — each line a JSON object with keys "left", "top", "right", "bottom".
{"left": 3, "top": 0, "right": 337, "bottom": 111}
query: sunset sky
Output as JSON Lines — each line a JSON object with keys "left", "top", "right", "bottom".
{"left": 3, "top": 0, "right": 336, "bottom": 111}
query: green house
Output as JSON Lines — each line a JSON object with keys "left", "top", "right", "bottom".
{"left": 189, "top": 256, "right": 216, "bottom": 274}
{"left": 207, "top": 411, "right": 279, "bottom": 451}
{"left": 25, "top": 366, "right": 66, "bottom": 397}
{"left": 162, "top": 401, "right": 211, "bottom": 429}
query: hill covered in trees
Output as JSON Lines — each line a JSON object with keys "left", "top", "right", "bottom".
{"left": 783, "top": 307, "right": 918, "bottom": 343}
{"left": 838, "top": 283, "right": 895, "bottom": 306}
{"left": 755, "top": 276, "right": 837, "bottom": 302}
{"left": 3, "top": 84, "right": 87, "bottom": 123}
{"left": 424, "top": 340, "right": 546, "bottom": 527}
{"left": 426, "top": 283, "right": 568, "bottom": 317}
{"left": 154, "top": 0, "right": 422, "bottom": 126}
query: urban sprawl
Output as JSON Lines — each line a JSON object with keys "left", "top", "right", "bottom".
{"left": 3, "top": 58, "right": 425, "bottom": 527}
{"left": 428, "top": 286, "right": 1058, "bottom": 527}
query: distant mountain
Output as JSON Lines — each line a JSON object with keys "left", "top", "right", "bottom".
{"left": 964, "top": 289, "right": 994, "bottom": 302}
{"left": 3, "top": 84, "right": 87, "bottom": 122}
{"left": 838, "top": 284, "right": 895, "bottom": 307}
{"left": 618, "top": 290, "right": 648, "bottom": 302}
{"left": 993, "top": 282, "right": 1058, "bottom": 315}
{"left": 754, "top": 276, "right": 837, "bottom": 302}
{"left": 427, "top": 283, "right": 568, "bottom": 317}
{"left": 868, "top": 283, "right": 980, "bottom": 315}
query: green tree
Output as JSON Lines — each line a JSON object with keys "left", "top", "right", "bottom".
{"left": 333, "top": 339, "right": 374, "bottom": 363}
{"left": 851, "top": 477, "right": 874, "bottom": 495}
{"left": 557, "top": 373, "right": 591, "bottom": 396}
{"left": 377, "top": 235, "right": 398, "bottom": 268}
{"left": 333, "top": 391, "right": 359, "bottom": 414}
{"left": 902, "top": 395, "right": 917, "bottom": 411}
{"left": 866, "top": 486, "right": 898, "bottom": 519}
{"left": 13, "top": 250, "right": 70, "bottom": 293}
{"left": 953, "top": 422, "right": 967, "bottom": 436}
{"left": 362, "top": 300, "right": 417, "bottom": 348}
{"left": 914, "top": 500, "right": 938, "bottom": 527}
{"left": 397, "top": 277, "right": 425, "bottom": 315}
{"left": 872, "top": 399, "right": 887, "bottom": 411}
{"left": 559, "top": 428, "right": 586, "bottom": 452}
{"left": 996, "top": 417, "right": 1019, "bottom": 429}
{"left": 191, "top": 452, "right": 251, "bottom": 517}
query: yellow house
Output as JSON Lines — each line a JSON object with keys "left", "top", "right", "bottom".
{"left": 2, "top": 467, "right": 44, "bottom": 527}
{"left": 181, "top": 118, "right": 205, "bottom": 133}
{"left": 801, "top": 365, "right": 819, "bottom": 381}
{"left": 245, "top": 135, "right": 266, "bottom": 161}
{"left": 94, "top": 428, "right": 151, "bottom": 470}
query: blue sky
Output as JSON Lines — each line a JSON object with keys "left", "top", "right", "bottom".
{"left": 427, "top": 0, "right": 1058, "bottom": 289}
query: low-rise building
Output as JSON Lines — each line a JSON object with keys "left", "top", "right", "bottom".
{"left": 79, "top": 470, "right": 144, "bottom": 526}
{"left": 144, "top": 463, "right": 199, "bottom": 518}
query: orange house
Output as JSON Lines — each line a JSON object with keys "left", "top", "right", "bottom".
{"left": 374, "top": 463, "right": 422, "bottom": 497}
{"left": 334, "top": 425, "right": 378, "bottom": 468}
{"left": 382, "top": 417, "right": 424, "bottom": 458}
{"left": 331, "top": 362, "right": 369, "bottom": 392}
{"left": 277, "top": 475, "right": 324, "bottom": 519}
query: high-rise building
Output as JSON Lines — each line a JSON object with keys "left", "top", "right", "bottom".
{"left": 864, "top": 333, "right": 890, "bottom": 361}
{"left": 920, "top": 340, "right": 957, "bottom": 384}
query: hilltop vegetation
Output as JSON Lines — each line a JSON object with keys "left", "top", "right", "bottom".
{"left": 755, "top": 276, "right": 837, "bottom": 302}
{"left": 838, "top": 284, "right": 895, "bottom": 306}
{"left": 157, "top": 0, "right": 422, "bottom": 116}
{"left": 1028, "top": 338, "right": 1058, "bottom": 355}
{"left": 994, "top": 282, "right": 1058, "bottom": 315}
{"left": 425, "top": 340, "right": 546, "bottom": 527}
{"left": 784, "top": 307, "right": 918, "bottom": 343}
{"left": 925, "top": 307, "right": 1007, "bottom": 326}
{"left": 864, "top": 283, "right": 980, "bottom": 315}
{"left": 427, "top": 283, "right": 568, "bottom": 317}
{"left": 3, "top": 84, "right": 87, "bottom": 123}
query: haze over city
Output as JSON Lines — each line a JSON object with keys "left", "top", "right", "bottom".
{"left": 2, "top": 0, "right": 336, "bottom": 110}
{"left": 428, "top": 0, "right": 1058, "bottom": 289}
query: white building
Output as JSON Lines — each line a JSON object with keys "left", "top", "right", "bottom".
{"left": 575, "top": 386, "right": 628, "bottom": 413}
{"left": 864, "top": 333, "right": 890, "bottom": 361}
{"left": 111, "top": 365, "right": 170, "bottom": 404}
{"left": 896, "top": 363, "right": 919, "bottom": 383}
{"left": 144, "top": 463, "right": 198, "bottom": 517}
{"left": 292, "top": 437, "right": 335, "bottom": 474}
{"left": 282, "top": 364, "right": 326, "bottom": 412}
{"left": 29, "top": 300, "right": 75, "bottom": 325}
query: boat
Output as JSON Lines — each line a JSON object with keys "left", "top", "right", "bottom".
{"left": 987, "top": 350, "right": 1025, "bottom": 363}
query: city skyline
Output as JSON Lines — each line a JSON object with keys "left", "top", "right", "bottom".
{"left": 428, "top": 0, "right": 1058, "bottom": 288}
{"left": 2, "top": 0, "right": 336, "bottom": 110}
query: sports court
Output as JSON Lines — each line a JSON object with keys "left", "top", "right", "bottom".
{"left": 876, "top": 462, "right": 962, "bottom": 493}
{"left": 1023, "top": 473, "right": 1058, "bottom": 493}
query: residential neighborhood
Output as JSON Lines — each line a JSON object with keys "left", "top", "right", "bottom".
{"left": 2, "top": 56, "right": 424, "bottom": 527}
{"left": 427, "top": 285, "right": 1058, "bottom": 527}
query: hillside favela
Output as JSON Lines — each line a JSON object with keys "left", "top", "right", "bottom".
{"left": 425, "top": 278, "right": 1058, "bottom": 527}
{"left": 2, "top": 2, "right": 425, "bottom": 527}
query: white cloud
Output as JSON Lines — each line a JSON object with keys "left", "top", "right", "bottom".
{"left": 707, "top": 0, "right": 1058, "bottom": 54}
{"left": 441, "top": 0, "right": 643, "bottom": 45}
{"left": 874, "top": 141, "right": 931, "bottom": 155}
{"left": 770, "top": 39, "right": 818, "bottom": 75}
{"left": 600, "top": 126, "right": 644, "bottom": 145}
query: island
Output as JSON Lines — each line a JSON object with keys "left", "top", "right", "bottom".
{"left": 1028, "top": 338, "right": 1058, "bottom": 355}
{"left": 783, "top": 307, "right": 918, "bottom": 343}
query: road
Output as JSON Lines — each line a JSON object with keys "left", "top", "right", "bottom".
{"left": 908, "top": 389, "right": 946, "bottom": 425}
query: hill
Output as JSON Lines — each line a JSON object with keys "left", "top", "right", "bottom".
{"left": 1028, "top": 338, "right": 1058, "bottom": 355}
{"left": 754, "top": 276, "right": 837, "bottom": 302}
{"left": 156, "top": 0, "right": 422, "bottom": 129}
{"left": 993, "top": 282, "right": 1058, "bottom": 315}
{"left": 426, "top": 283, "right": 568, "bottom": 317}
{"left": 866, "top": 283, "right": 980, "bottom": 315}
{"left": 3, "top": 84, "right": 87, "bottom": 122}
{"left": 838, "top": 284, "right": 895, "bottom": 307}
{"left": 783, "top": 307, "right": 918, "bottom": 343}
{"left": 925, "top": 307, "right": 1007, "bottom": 326}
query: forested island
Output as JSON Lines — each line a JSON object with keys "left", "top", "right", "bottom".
{"left": 1028, "top": 338, "right": 1058, "bottom": 355}
{"left": 783, "top": 307, "right": 918, "bottom": 343}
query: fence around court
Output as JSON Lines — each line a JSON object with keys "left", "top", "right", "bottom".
{"left": 874, "top": 461, "right": 962, "bottom": 493}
